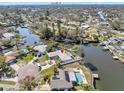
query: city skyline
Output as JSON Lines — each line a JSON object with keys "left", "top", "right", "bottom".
{"left": 0, "top": 2, "right": 124, "bottom": 5}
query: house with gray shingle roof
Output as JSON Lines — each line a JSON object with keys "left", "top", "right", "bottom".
{"left": 17, "top": 64, "right": 39, "bottom": 82}
{"left": 50, "top": 68, "right": 78, "bottom": 91}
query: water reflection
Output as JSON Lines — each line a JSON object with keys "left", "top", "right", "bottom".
{"left": 79, "top": 44, "right": 124, "bottom": 90}
{"left": 16, "top": 27, "right": 40, "bottom": 45}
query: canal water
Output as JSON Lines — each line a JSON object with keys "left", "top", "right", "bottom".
{"left": 98, "top": 11, "right": 107, "bottom": 21}
{"left": 16, "top": 27, "right": 40, "bottom": 46}
{"left": 81, "top": 44, "right": 124, "bottom": 91}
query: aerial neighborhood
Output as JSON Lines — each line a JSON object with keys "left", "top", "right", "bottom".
{"left": 1, "top": 3, "right": 124, "bottom": 91}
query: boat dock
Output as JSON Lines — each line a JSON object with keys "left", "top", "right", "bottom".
{"left": 91, "top": 73, "right": 99, "bottom": 89}
{"left": 60, "top": 58, "right": 83, "bottom": 65}
{"left": 92, "top": 73, "right": 99, "bottom": 79}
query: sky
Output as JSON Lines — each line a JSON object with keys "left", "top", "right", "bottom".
{"left": 0, "top": 2, "right": 124, "bottom": 5}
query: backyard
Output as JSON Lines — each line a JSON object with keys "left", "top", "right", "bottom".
{"left": 63, "top": 62, "right": 92, "bottom": 85}
{"left": 0, "top": 80, "right": 16, "bottom": 85}
{"left": 40, "top": 65, "right": 57, "bottom": 85}
{"left": 16, "top": 52, "right": 34, "bottom": 64}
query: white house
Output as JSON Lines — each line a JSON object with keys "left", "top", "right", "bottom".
{"left": 33, "top": 45, "right": 47, "bottom": 54}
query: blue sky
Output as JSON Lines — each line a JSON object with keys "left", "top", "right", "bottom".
{"left": 0, "top": 2, "right": 124, "bottom": 5}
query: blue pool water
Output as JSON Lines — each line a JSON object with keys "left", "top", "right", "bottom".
{"left": 75, "top": 72, "right": 83, "bottom": 84}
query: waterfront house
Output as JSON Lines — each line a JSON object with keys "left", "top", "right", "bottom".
{"left": 47, "top": 50, "right": 72, "bottom": 62}
{"left": 50, "top": 68, "right": 84, "bottom": 90}
{"left": 33, "top": 45, "right": 47, "bottom": 54}
{"left": 50, "top": 68, "right": 73, "bottom": 91}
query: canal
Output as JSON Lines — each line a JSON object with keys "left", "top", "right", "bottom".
{"left": 16, "top": 27, "right": 40, "bottom": 46}
{"left": 82, "top": 44, "right": 124, "bottom": 91}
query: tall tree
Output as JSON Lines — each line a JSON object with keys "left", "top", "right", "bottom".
{"left": 19, "top": 76, "right": 36, "bottom": 91}
{"left": 57, "top": 20, "right": 61, "bottom": 35}
{"left": 0, "top": 62, "right": 15, "bottom": 79}
{"left": 41, "top": 24, "right": 53, "bottom": 39}
{"left": 52, "top": 23, "right": 55, "bottom": 40}
{"left": 14, "top": 34, "right": 21, "bottom": 49}
{"left": 45, "top": 11, "right": 50, "bottom": 20}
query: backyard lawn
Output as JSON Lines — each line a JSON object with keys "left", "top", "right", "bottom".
{"left": 22, "top": 52, "right": 34, "bottom": 61}
{"left": 63, "top": 62, "right": 92, "bottom": 84}
{"left": 0, "top": 80, "right": 16, "bottom": 85}
{"left": 0, "top": 56, "right": 6, "bottom": 62}
{"left": 40, "top": 65, "right": 57, "bottom": 85}
{"left": 39, "top": 54, "right": 48, "bottom": 64}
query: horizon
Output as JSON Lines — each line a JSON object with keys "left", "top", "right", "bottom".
{"left": 0, "top": 2, "right": 124, "bottom": 5}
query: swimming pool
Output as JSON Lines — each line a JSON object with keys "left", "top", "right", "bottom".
{"left": 75, "top": 72, "right": 83, "bottom": 84}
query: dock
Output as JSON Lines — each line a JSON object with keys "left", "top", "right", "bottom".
{"left": 60, "top": 58, "right": 83, "bottom": 65}
{"left": 92, "top": 74, "right": 99, "bottom": 79}
{"left": 91, "top": 73, "right": 99, "bottom": 89}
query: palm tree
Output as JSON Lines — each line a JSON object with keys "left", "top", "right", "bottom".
{"left": 76, "top": 27, "right": 79, "bottom": 37}
{"left": 20, "top": 76, "right": 36, "bottom": 91}
{"left": 14, "top": 34, "right": 21, "bottom": 50}
{"left": 57, "top": 20, "right": 61, "bottom": 35}
{"left": 52, "top": 23, "right": 55, "bottom": 40}
{"left": 0, "top": 62, "right": 15, "bottom": 79}
{"left": 45, "top": 11, "right": 50, "bottom": 20}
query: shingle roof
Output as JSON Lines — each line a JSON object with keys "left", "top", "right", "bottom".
{"left": 17, "top": 64, "right": 39, "bottom": 81}
{"left": 50, "top": 80, "right": 73, "bottom": 89}
{"left": 50, "top": 68, "right": 73, "bottom": 89}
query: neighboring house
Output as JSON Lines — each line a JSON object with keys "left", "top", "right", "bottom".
{"left": 99, "top": 30, "right": 108, "bottom": 36}
{"left": 21, "top": 49, "right": 29, "bottom": 54}
{"left": 50, "top": 68, "right": 84, "bottom": 91}
{"left": 4, "top": 51, "right": 20, "bottom": 64}
{"left": 17, "top": 64, "right": 39, "bottom": 82}
{"left": 50, "top": 68, "right": 73, "bottom": 91}
{"left": 33, "top": 45, "right": 47, "bottom": 54}
{"left": 3, "top": 32, "right": 15, "bottom": 40}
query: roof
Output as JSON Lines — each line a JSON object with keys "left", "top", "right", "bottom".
{"left": 57, "top": 69, "right": 66, "bottom": 80}
{"left": 50, "top": 80, "right": 73, "bottom": 89}
{"left": 17, "top": 64, "right": 39, "bottom": 81}
{"left": 47, "top": 50, "right": 60, "bottom": 57}
{"left": 47, "top": 50, "right": 72, "bottom": 62}
{"left": 3, "top": 33, "right": 15, "bottom": 39}
{"left": 50, "top": 68, "right": 73, "bottom": 89}
{"left": 68, "top": 71, "right": 76, "bottom": 82}
{"left": 58, "top": 53, "right": 72, "bottom": 62}
{"left": 4, "top": 51, "right": 19, "bottom": 62}
{"left": 33, "top": 45, "right": 47, "bottom": 53}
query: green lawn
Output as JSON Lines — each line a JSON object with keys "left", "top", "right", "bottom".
{"left": 21, "top": 52, "right": 34, "bottom": 61}
{"left": 40, "top": 65, "right": 57, "bottom": 85}
{"left": 40, "top": 54, "right": 48, "bottom": 62}
{"left": 0, "top": 80, "right": 16, "bottom": 85}
{"left": 74, "top": 84, "right": 95, "bottom": 91}
{"left": 0, "top": 52, "right": 3, "bottom": 56}
{"left": 113, "top": 33, "right": 124, "bottom": 37}
{"left": 41, "top": 65, "right": 56, "bottom": 78}
{"left": 99, "top": 36, "right": 108, "bottom": 41}
{"left": 16, "top": 52, "right": 34, "bottom": 64}
{"left": 74, "top": 85, "right": 83, "bottom": 90}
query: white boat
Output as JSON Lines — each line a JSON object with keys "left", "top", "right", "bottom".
{"left": 112, "top": 56, "right": 118, "bottom": 60}
{"left": 102, "top": 46, "right": 109, "bottom": 50}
